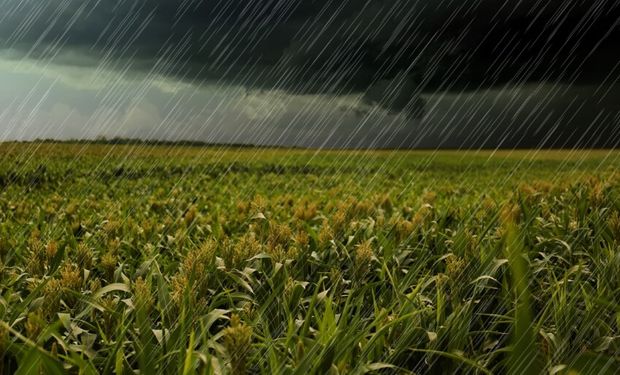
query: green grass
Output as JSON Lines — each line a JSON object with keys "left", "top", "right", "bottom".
{"left": 0, "top": 143, "right": 618, "bottom": 373}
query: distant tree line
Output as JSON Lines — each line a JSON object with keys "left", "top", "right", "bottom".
{"left": 18, "top": 136, "right": 295, "bottom": 149}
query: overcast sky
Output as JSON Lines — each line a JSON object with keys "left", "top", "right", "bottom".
{"left": 1, "top": 0, "right": 619, "bottom": 148}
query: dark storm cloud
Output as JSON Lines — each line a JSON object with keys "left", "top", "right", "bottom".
{"left": 1, "top": 0, "right": 620, "bottom": 147}
{"left": 3, "top": 1, "right": 620, "bottom": 89}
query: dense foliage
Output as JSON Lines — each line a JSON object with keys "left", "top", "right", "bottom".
{"left": 0, "top": 143, "right": 618, "bottom": 374}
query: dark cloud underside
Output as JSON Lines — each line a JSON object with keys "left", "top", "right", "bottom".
{"left": 2, "top": 0, "right": 619, "bottom": 90}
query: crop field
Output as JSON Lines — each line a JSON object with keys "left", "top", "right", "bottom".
{"left": 0, "top": 142, "right": 619, "bottom": 374}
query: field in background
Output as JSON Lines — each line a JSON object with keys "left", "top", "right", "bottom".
{"left": 0, "top": 142, "right": 619, "bottom": 373}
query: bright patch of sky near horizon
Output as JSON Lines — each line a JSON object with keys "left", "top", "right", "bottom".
{"left": 2, "top": 55, "right": 618, "bottom": 149}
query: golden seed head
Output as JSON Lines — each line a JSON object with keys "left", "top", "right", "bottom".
{"left": 318, "top": 220, "right": 334, "bottom": 247}
{"left": 500, "top": 203, "right": 521, "bottom": 226}
{"left": 482, "top": 197, "right": 497, "bottom": 213}
{"left": 435, "top": 273, "right": 450, "bottom": 288}
{"left": 89, "top": 278, "right": 102, "bottom": 294}
{"left": 377, "top": 194, "right": 393, "bottom": 212}
{"left": 45, "top": 241, "right": 58, "bottom": 261}
{"left": 422, "top": 191, "right": 437, "bottom": 205}
{"left": 100, "top": 252, "right": 117, "bottom": 280}
{"left": 294, "top": 230, "right": 309, "bottom": 247}
{"left": 60, "top": 262, "right": 82, "bottom": 291}
{"left": 268, "top": 223, "right": 292, "bottom": 250}
{"left": 251, "top": 195, "right": 267, "bottom": 212}
{"left": 101, "top": 295, "right": 118, "bottom": 311}
{"left": 411, "top": 204, "right": 433, "bottom": 228}
{"left": 283, "top": 277, "right": 296, "bottom": 299}
{"left": 42, "top": 278, "right": 63, "bottom": 317}
{"left": 518, "top": 183, "right": 538, "bottom": 200}
{"left": 182, "top": 240, "right": 217, "bottom": 276}
{"left": 134, "top": 277, "right": 153, "bottom": 313}
{"left": 353, "top": 199, "right": 373, "bottom": 217}
{"left": 445, "top": 254, "right": 467, "bottom": 281}
{"left": 294, "top": 201, "right": 317, "bottom": 221}
{"left": 396, "top": 218, "right": 415, "bottom": 240}
{"left": 236, "top": 200, "right": 250, "bottom": 214}
{"left": 76, "top": 243, "right": 93, "bottom": 270}
{"left": 608, "top": 212, "right": 620, "bottom": 241}
{"left": 589, "top": 180, "right": 605, "bottom": 207}
{"left": 568, "top": 219, "right": 579, "bottom": 232}
{"left": 223, "top": 314, "right": 253, "bottom": 374}
{"left": 332, "top": 209, "right": 347, "bottom": 234}
{"left": 184, "top": 205, "right": 198, "bottom": 226}
{"left": 223, "top": 233, "right": 262, "bottom": 270}
{"left": 177, "top": 240, "right": 218, "bottom": 300}
{"left": 170, "top": 274, "right": 190, "bottom": 305}
{"left": 108, "top": 238, "right": 121, "bottom": 252}
{"left": 354, "top": 240, "right": 373, "bottom": 280}
{"left": 532, "top": 180, "right": 554, "bottom": 194}
{"left": 103, "top": 219, "right": 120, "bottom": 235}
{"left": 355, "top": 240, "right": 373, "bottom": 265}
{"left": 26, "top": 237, "right": 47, "bottom": 276}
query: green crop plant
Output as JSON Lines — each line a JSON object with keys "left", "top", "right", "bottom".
{"left": 0, "top": 143, "right": 617, "bottom": 373}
